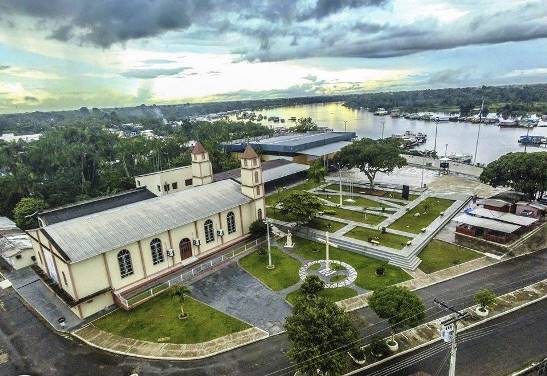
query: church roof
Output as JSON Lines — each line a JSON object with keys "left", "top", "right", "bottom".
{"left": 192, "top": 141, "right": 206, "bottom": 154}
{"left": 42, "top": 179, "right": 250, "bottom": 263}
{"left": 241, "top": 145, "right": 258, "bottom": 159}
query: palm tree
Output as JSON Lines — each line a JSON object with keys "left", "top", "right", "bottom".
{"left": 169, "top": 285, "right": 191, "bottom": 319}
{"left": 308, "top": 161, "right": 326, "bottom": 184}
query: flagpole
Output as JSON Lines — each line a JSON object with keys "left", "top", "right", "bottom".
{"left": 473, "top": 98, "right": 484, "bottom": 165}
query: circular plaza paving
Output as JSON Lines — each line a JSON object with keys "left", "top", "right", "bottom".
{"left": 298, "top": 260, "right": 357, "bottom": 288}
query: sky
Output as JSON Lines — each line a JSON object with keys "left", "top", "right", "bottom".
{"left": 0, "top": 0, "right": 546, "bottom": 113}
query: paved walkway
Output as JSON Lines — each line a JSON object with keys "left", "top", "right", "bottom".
{"left": 190, "top": 263, "right": 291, "bottom": 335}
{"left": 6, "top": 267, "right": 81, "bottom": 331}
{"left": 73, "top": 325, "right": 268, "bottom": 360}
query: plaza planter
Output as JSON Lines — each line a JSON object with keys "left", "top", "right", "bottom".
{"left": 386, "top": 339, "right": 399, "bottom": 353}
{"left": 475, "top": 306, "right": 489, "bottom": 317}
{"left": 347, "top": 348, "right": 367, "bottom": 365}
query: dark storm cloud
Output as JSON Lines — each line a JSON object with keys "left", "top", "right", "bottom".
{"left": 0, "top": 65, "right": 10, "bottom": 70}
{"left": 24, "top": 96, "right": 39, "bottom": 103}
{"left": 120, "top": 67, "right": 188, "bottom": 79}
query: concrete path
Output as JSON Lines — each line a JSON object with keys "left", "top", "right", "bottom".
{"left": 190, "top": 263, "right": 291, "bottom": 335}
{"left": 6, "top": 267, "right": 81, "bottom": 331}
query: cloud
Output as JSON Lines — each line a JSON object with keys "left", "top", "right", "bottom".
{"left": 120, "top": 67, "right": 188, "bottom": 79}
{"left": 0, "top": 65, "right": 10, "bottom": 70}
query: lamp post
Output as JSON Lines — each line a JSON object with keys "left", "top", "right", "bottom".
{"left": 265, "top": 218, "right": 275, "bottom": 269}
{"left": 338, "top": 163, "right": 343, "bottom": 206}
{"left": 433, "top": 118, "right": 439, "bottom": 155}
{"left": 325, "top": 230, "right": 330, "bottom": 271}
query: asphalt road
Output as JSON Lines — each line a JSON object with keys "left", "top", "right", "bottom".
{"left": 0, "top": 250, "right": 544, "bottom": 376}
{"left": 357, "top": 299, "right": 547, "bottom": 376}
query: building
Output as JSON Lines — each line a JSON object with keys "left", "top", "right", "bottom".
{"left": 477, "top": 198, "right": 512, "bottom": 213}
{"left": 0, "top": 133, "right": 42, "bottom": 143}
{"left": 0, "top": 217, "right": 35, "bottom": 270}
{"left": 220, "top": 131, "right": 356, "bottom": 164}
{"left": 27, "top": 143, "right": 266, "bottom": 319}
{"left": 135, "top": 166, "right": 195, "bottom": 196}
{"left": 515, "top": 201, "right": 546, "bottom": 218}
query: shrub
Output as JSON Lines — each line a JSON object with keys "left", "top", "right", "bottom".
{"left": 323, "top": 209, "right": 336, "bottom": 215}
{"left": 257, "top": 247, "right": 267, "bottom": 255}
{"left": 369, "top": 336, "right": 390, "bottom": 358}
{"left": 300, "top": 275, "right": 325, "bottom": 296}
{"left": 474, "top": 289, "right": 496, "bottom": 309}
{"left": 375, "top": 266, "right": 385, "bottom": 276}
{"left": 249, "top": 219, "right": 267, "bottom": 237}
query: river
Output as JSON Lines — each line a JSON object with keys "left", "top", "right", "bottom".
{"left": 240, "top": 102, "right": 547, "bottom": 165}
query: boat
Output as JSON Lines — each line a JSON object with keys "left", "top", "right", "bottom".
{"left": 519, "top": 115, "right": 539, "bottom": 128}
{"left": 518, "top": 135, "right": 547, "bottom": 145}
{"left": 390, "top": 109, "right": 401, "bottom": 117}
{"left": 391, "top": 131, "right": 427, "bottom": 147}
{"left": 538, "top": 115, "right": 547, "bottom": 127}
{"left": 407, "top": 113, "right": 420, "bottom": 120}
{"left": 288, "top": 116, "right": 297, "bottom": 121}
{"left": 374, "top": 108, "right": 388, "bottom": 116}
{"left": 434, "top": 115, "right": 450, "bottom": 122}
{"left": 447, "top": 153, "right": 473, "bottom": 164}
{"left": 498, "top": 118, "right": 519, "bottom": 127}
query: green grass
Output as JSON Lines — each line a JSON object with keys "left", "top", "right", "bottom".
{"left": 286, "top": 287, "right": 357, "bottom": 305}
{"left": 306, "top": 217, "right": 347, "bottom": 232}
{"left": 389, "top": 197, "right": 455, "bottom": 234}
{"left": 290, "top": 238, "right": 411, "bottom": 290}
{"left": 330, "top": 274, "right": 347, "bottom": 283}
{"left": 345, "top": 226, "right": 411, "bottom": 250}
{"left": 319, "top": 194, "right": 389, "bottom": 208}
{"left": 266, "top": 206, "right": 284, "bottom": 221}
{"left": 239, "top": 247, "right": 302, "bottom": 291}
{"left": 419, "top": 240, "right": 482, "bottom": 274}
{"left": 325, "top": 184, "right": 418, "bottom": 201}
{"left": 93, "top": 294, "right": 250, "bottom": 344}
{"left": 266, "top": 179, "right": 323, "bottom": 206}
{"left": 324, "top": 207, "right": 385, "bottom": 226}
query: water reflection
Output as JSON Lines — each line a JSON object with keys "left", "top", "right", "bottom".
{"left": 252, "top": 102, "right": 547, "bottom": 164}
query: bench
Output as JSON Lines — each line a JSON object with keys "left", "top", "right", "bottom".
{"left": 370, "top": 239, "right": 380, "bottom": 245}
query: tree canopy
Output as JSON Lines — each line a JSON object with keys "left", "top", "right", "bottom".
{"left": 278, "top": 191, "right": 323, "bottom": 225}
{"left": 307, "top": 161, "right": 326, "bottom": 184}
{"left": 14, "top": 197, "right": 48, "bottom": 229}
{"left": 293, "top": 117, "right": 319, "bottom": 133}
{"left": 480, "top": 152, "right": 547, "bottom": 199}
{"left": 285, "top": 296, "right": 358, "bottom": 375}
{"left": 368, "top": 286, "right": 425, "bottom": 333}
{"left": 336, "top": 138, "right": 406, "bottom": 188}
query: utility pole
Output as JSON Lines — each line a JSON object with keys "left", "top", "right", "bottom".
{"left": 381, "top": 119, "right": 385, "bottom": 139}
{"left": 433, "top": 118, "right": 439, "bottom": 155}
{"left": 344, "top": 120, "right": 347, "bottom": 131}
{"left": 473, "top": 98, "right": 484, "bottom": 165}
{"left": 434, "top": 298, "right": 469, "bottom": 376}
{"left": 265, "top": 218, "right": 275, "bottom": 269}
{"left": 338, "top": 164, "right": 343, "bottom": 206}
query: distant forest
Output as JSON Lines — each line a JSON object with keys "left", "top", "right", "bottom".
{"left": 343, "top": 84, "right": 547, "bottom": 116}
{"left": 0, "top": 83, "right": 545, "bottom": 135}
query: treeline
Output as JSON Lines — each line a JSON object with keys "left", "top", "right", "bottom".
{"left": 0, "top": 95, "right": 345, "bottom": 135}
{"left": 343, "top": 84, "right": 547, "bottom": 116}
{"left": 0, "top": 119, "right": 272, "bottom": 218}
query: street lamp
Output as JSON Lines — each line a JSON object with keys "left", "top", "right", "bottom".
{"left": 433, "top": 118, "right": 439, "bottom": 155}
{"left": 264, "top": 218, "right": 275, "bottom": 269}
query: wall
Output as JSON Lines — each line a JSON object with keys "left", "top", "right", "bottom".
{"left": 135, "top": 166, "right": 194, "bottom": 196}
{"left": 7, "top": 248, "right": 35, "bottom": 270}
{"left": 403, "top": 154, "right": 483, "bottom": 178}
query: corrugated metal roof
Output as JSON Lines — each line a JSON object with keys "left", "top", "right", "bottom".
{"left": 260, "top": 162, "right": 309, "bottom": 182}
{"left": 44, "top": 179, "right": 251, "bottom": 263}
{"left": 470, "top": 207, "right": 538, "bottom": 226}
{"left": 298, "top": 141, "right": 351, "bottom": 156}
{"left": 453, "top": 214, "right": 521, "bottom": 233}
{"left": 0, "top": 217, "right": 17, "bottom": 231}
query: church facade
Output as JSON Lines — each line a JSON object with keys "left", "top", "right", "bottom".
{"left": 27, "top": 143, "right": 265, "bottom": 319}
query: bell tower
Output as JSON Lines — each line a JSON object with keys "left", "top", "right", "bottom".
{"left": 240, "top": 145, "right": 264, "bottom": 201}
{"left": 191, "top": 141, "right": 213, "bottom": 186}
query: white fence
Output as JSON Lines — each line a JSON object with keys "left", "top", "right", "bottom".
{"left": 116, "top": 238, "right": 265, "bottom": 309}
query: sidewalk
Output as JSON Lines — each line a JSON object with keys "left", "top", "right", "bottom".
{"left": 346, "top": 278, "right": 547, "bottom": 374}
{"left": 73, "top": 325, "right": 268, "bottom": 360}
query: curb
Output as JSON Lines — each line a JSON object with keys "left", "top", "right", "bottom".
{"left": 73, "top": 326, "right": 270, "bottom": 361}
{"left": 344, "top": 285, "right": 547, "bottom": 375}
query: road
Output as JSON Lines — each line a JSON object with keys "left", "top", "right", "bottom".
{"left": 0, "top": 250, "right": 544, "bottom": 376}
{"left": 357, "top": 298, "right": 547, "bottom": 376}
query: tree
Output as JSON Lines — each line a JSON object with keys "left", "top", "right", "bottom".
{"left": 249, "top": 219, "right": 268, "bottom": 238}
{"left": 300, "top": 275, "right": 325, "bottom": 297}
{"left": 285, "top": 296, "right": 358, "bottom": 375}
{"left": 307, "top": 161, "right": 326, "bottom": 184}
{"left": 278, "top": 191, "right": 323, "bottom": 226}
{"left": 293, "top": 117, "right": 318, "bottom": 133}
{"left": 14, "top": 197, "right": 48, "bottom": 229}
{"left": 336, "top": 138, "right": 406, "bottom": 189}
{"left": 480, "top": 152, "right": 547, "bottom": 199}
{"left": 368, "top": 286, "right": 425, "bottom": 341}
{"left": 474, "top": 289, "right": 496, "bottom": 309}
{"left": 169, "top": 285, "right": 191, "bottom": 319}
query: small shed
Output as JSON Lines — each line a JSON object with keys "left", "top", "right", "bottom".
{"left": 453, "top": 213, "right": 521, "bottom": 243}
{"left": 515, "top": 201, "right": 546, "bottom": 219}
{"left": 477, "top": 198, "right": 512, "bottom": 213}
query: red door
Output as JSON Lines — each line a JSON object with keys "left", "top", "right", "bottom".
{"left": 179, "top": 238, "right": 193, "bottom": 260}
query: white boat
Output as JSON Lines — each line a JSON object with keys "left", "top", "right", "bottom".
{"left": 374, "top": 108, "right": 388, "bottom": 116}
{"left": 538, "top": 115, "right": 547, "bottom": 127}
{"left": 498, "top": 118, "right": 518, "bottom": 127}
{"left": 434, "top": 115, "right": 450, "bottom": 122}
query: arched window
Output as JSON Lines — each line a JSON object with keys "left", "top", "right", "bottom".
{"left": 117, "top": 249, "right": 134, "bottom": 278}
{"left": 254, "top": 171, "right": 259, "bottom": 183}
{"left": 227, "top": 212, "right": 236, "bottom": 234}
{"left": 204, "top": 219, "right": 215, "bottom": 243}
{"left": 257, "top": 208, "right": 263, "bottom": 220}
{"left": 150, "top": 238, "right": 164, "bottom": 265}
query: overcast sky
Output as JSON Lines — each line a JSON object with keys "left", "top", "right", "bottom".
{"left": 0, "top": 0, "right": 546, "bottom": 113}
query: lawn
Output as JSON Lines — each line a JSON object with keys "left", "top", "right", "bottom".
{"left": 419, "top": 240, "right": 482, "bottom": 274}
{"left": 285, "top": 286, "right": 357, "bottom": 305}
{"left": 389, "top": 197, "right": 455, "bottom": 234}
{"left": 306, "top": 217, "right": 347, "bottom": 232}
{"left": 266, "top": 179, "right": 323, "bottom": 206}
{"left": 323, "top": 206, "right": 385, "bottom": 226}
{"left": 318, "top": 194, "right": 389, "bottom": 208}
{"left": 289, "top": 238, "right": 411, "bottom": 290}
{"left": 345, "top": 226, "right": 411, "bottom": 250}
{"left": 325, "top": 184, "right": 418, "bottom": 200}
{"left": 93, "top": 294, "right": 250, "bottom": 344}
{"left": 239, "top": 247, "right": 302, "bottom": 291}
{"left": 266, "top": 206, "right": 284, "bottom": 221}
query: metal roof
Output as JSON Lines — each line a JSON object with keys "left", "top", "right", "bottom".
{"left": 43, "top": 179, "right": 251, "bottom": 263}
{"left": 221, "top": 132, "right": 355, "bottom": 154}
{"left": 470, "top": 207, "right": 538, "bottom": 226}
{"left": 0, "top": 234, "right": 32, "bottom": 258}
{"left": 298, "top": 141, "right": 352, "bottom": 156}
{"left": 478, "top": 198, "right": 510, "bottom": 208}
{"left": 453, "top": 214, "right": 521, "bottom": 233}
{"left": 256, "top": 162, "right": 309, "bottom": 182}
{"left": 0, "top": 217, "right": 17, "bottom": 232}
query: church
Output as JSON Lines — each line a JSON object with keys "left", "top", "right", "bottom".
{"left": 27, "top": 143, "right": 265, "bottom": 319}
